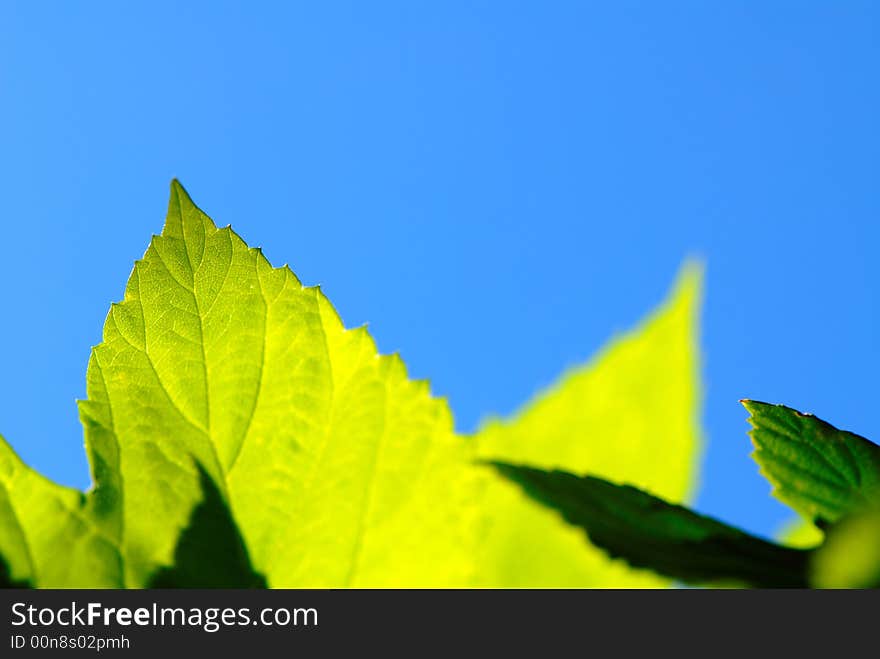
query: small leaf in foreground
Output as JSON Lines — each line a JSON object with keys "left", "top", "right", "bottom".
{"left": 744, "top": 401, "right": 880, "bottom": 525}
{"left": 490, "top": 462, "right": 810, "bottom": 588}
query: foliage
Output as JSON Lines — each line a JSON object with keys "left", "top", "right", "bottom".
{"left": 495, "top": 402, "right": 880, "bottom": 587}
{"left": 0, "top": 182, "right": 700, "bottom": 588}
{"left": 2, "top": 182, "right": 874, "bottom": 588}
{"left": 489, "top": 463, "right": 810, "bottom": 587}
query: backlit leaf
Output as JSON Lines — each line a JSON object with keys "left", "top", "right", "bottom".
{"left": 0, "top": 437, "right": 120, "bottom": 587}
{"left": 75, "top": 181, "right": 480, "bottom": 587}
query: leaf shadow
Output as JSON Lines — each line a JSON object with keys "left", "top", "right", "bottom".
{"left": 148, "top": 462, "right": 267, "bottom": 588}
{"left": 0, "top": 553, "right": 30, "bottom": 589}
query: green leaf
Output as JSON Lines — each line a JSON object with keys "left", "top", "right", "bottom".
{"left": 74, "top": 180, "right": 480, "bottom": 587}
{"left": 811, "top": 508, "right": 880, "bottom": 588}
{"left": 491, "top": 462, "right": 810, "bottom": 587}
{"left": 744, "top": 401, "right": 880, "bottom": 525}
{"left": 474, "top": 266, "right": 702, "bottom": 587}
{"left": 0, "top": 436, "right": 121, "bottom": 587}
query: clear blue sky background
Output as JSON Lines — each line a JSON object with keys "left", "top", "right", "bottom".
{"left": 0, "top": 2, "right": 876, "bottom": 538}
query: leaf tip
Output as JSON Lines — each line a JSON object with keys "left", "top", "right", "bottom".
{"left": 672, "top": 257, "right": 705, "bottom": 308}
{"left": 679, "top": 255, "right": 705, "bottom": 285}
{"left": 740, "top": 399, "right": 772, "bottom": 415}
{"left": 169, "top": 177, "right": 188, "bottom": 197}
{"left": 167, "top": 178, "right": 205, "bottom": 217}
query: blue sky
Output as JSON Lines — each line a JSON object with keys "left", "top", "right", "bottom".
{"left": 0, "top": 1, "right": 876, "bottom": 537}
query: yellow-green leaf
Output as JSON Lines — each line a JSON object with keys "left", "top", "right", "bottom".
{"left": 811, "top": 508, "right": 880, "bottom": 588}
{"left": 776, "top": 518, "right": 824, "bottom": 549}
{"left": 0, "top": 437, "right": 120, "bottom": 587}
{"left": 77, "top": 181, "right": 480, "bottom": 587}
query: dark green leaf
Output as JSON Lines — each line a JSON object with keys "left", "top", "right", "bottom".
{"left": 490, "top": 462, "right": 810, "bottom": 587}
{"left": 0, "top": 554, "right": 31, "bottom": 589}
{"left": 743, "top": 400, "right": 880, "bottom": 525}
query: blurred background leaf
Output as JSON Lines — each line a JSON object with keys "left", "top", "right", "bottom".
{"left": 474, "top": 267, "right": 701, "bottom": 586}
